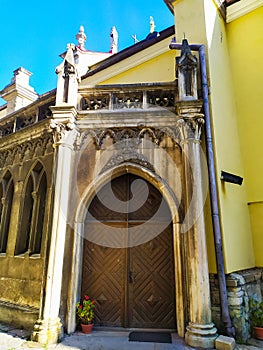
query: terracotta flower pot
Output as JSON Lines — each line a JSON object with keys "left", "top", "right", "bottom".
{"left": 254, "top": 326, "right": 263, "bottom": 340}
{"left": 81, "top": 323, "right": 94, "bottom": 334}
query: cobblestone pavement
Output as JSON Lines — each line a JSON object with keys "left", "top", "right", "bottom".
{"left": 0, "top": 324, "right": 263, "bottom": 350}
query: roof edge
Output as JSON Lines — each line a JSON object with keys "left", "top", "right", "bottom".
{"left": 163, "top": 0, "right": 174, "bottom": 13}
{"left": 82, "top": 25, "right": 175, "bottom": 80}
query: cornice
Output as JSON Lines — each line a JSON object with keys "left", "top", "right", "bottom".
{"left": 226, "top": 0, "right": 263, "bottom": 22}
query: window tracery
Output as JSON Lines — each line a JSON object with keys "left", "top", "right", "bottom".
{"left": 15, "top": 163, "right": 47, "bottom": 256}
{"left": 0, "top": 171, "right": 14, "bottom": 253}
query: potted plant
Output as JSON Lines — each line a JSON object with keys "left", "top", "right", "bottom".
{"left": 76, "top": 294, "right": 95, "bottom": 334}
{"left": 249, "top": 298, "right": 263, "bottom": 340}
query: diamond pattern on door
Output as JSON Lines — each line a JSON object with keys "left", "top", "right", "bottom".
{"left": 81, "top": 174, "right": 176, "bottom": 329}
{"left": 129, "top": 223, "right": 176, "bottom": 328}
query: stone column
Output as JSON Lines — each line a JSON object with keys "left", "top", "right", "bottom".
{"left": 176, "top": 100, "right": 217, "bottom": 348}
{"left": 32, "top": 105, "right": 78, "bottom": 344}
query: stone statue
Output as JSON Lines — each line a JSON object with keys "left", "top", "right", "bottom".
{"left": 76, "top": 25, "right": 87, "bottom": 51}
{"left": 146, "top": 16, "right": 160, "bottom": 41}
{"left": 150, "top": 16, "right": 155, "bottom": 33}
{"left": 110, "top": 26, "right": 118, "bottom": 54}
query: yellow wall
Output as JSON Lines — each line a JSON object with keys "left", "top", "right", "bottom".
{"left": 248, "top": 203, "right": 263, "bottom": 266}
{"left": 173, "top": 0, "right": 255, "bottom": 272}
{"left": 80, "top": 36, "right": 175, "bottom": 87}
{"left": 227, "top": 7, "right": 263, "bottom": 266}
{"left": 101, "top": 50, "right": 176, "bottom": 85}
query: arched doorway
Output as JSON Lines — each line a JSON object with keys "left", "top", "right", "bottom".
{"left": 81, "top": 173, "right": 176, "bottom": 329}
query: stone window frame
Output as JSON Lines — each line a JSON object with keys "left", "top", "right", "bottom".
{"left": 0, "top": 170, "right": 14, "bottom": 253}
{"left": 15, "top": 162, "right": 47, "bottom": 256}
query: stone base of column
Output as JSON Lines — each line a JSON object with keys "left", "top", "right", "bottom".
{"left": 185, "top": 322, "right": 218, "bottom": 349}
{"left": 31, "top": 317, "right": 63, "bottom": 344}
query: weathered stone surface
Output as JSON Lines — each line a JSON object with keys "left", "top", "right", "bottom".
{"left": 228, "top": 273, "right": 246, "bottom": 286}
{"left": 226, "top": 279, "right": 239, "bottom": 287}
{"left": 228, "top": 296, "right": 243, "bottom": 306}
{"left": 215, "top": 335, "right": 235, "bottom": 350}
{"left": 228, "top": 290, "right": 244, "bottom": 298}
{"left": 210, "top": 269, "right": 263, "bottom": 343}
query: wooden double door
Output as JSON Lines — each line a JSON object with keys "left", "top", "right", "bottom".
{"left": 81, "top": 174, "right": 176, "bottom": 329}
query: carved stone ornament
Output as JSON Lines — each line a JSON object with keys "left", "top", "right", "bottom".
{"left": 0, "top": 133, "right": 53, "bottom": 168}
{"left": 101, "top": 148, "right": 155, "bottom": 174}
{"left": 50, "top": 119, "right": 76, "bottom": 146}
{"left": 176, "top": 39, "right": 198, "bottom": 101}
{"left": 110, "top": 26, "right": 118, "bottom": 54}
{"left": 78, "top": 126, "right": 180, "bottom": 151}
{"left": 177, "top": 117, "right": 205, "bottom": 143}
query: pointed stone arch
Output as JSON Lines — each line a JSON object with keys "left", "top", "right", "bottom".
{"left": 15, "top": 161, "right": 48, "bottom": 255}
{"left": 0, "top": 170, "right": 14, "bottom": 253}
{"left": 67, "top": 162, "right": 185, "bottom": 337}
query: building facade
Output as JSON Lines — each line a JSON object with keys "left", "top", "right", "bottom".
{"left": 0, "top": 0, "right": 262, "bottom": 348}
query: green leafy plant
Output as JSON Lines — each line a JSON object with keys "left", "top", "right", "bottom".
{"left": 249, "top": 298, "right": 263, "bottom": 328}
{"left": 76, "top": 294, "right": 95, "bottom": 324}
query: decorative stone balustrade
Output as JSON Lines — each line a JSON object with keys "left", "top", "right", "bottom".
{"left": 78, "top": 83, "right": 177, "bottom": 112}
{"left": 0, "top": 100, "right": 54, "bottom": 137}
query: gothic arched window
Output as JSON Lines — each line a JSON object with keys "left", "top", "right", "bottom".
{"left": 15, "top": 163, "right": 47, "bottom": 255}
{"left": 0, "top": 171, "right": 14, "bottom": 253}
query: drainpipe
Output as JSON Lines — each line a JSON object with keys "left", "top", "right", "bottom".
{"left": 170, "top": 39, "right": 235, "bottom": 338}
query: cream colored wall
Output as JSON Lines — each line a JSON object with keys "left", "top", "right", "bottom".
{"left": 173, "top": 0, "right": 255, "bottom": 273}
{"left": 227, "top": 7, "right": 263, "bottom": 266}
{"left": 100, "top": 50, "right": 176, "bottom": 85}
{"left": 0, "top": 107, "right": 6, "bottom": 119}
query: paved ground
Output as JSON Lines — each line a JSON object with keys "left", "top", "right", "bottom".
{"left": 0, "top": 324, "right": 263, "bottom": 350}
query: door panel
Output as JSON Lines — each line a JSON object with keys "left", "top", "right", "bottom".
{"left": 82, "top": 222, "right": 127, "bottom": 327}
{"left": 82, "top": 174, "right": 176, "bottom": 329}
{"left": 128, "top": 223, "right": 176, "bottom": 328}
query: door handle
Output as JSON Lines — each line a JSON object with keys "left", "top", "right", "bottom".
{"left": 129, "top": 271, "right": 134, "bottom": 283}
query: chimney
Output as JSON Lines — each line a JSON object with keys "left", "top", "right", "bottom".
{"left": 0, "top": 67, "right": 38, "bottom": 115}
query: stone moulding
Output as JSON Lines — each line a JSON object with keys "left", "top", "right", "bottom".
{"left": 77, "top": 126, "right": 181, "bottom": 150}
{"left": 0, "top": 299, "right": 39, "bottom": 313}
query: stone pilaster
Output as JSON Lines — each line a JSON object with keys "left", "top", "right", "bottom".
{"left": 32, "top": 106, "right": 78, "bottom": 344}
{"left": 176, "top": 100, "right": 218, "bottom": 348}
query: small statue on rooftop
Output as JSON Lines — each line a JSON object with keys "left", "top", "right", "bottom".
{"left": 76, "top": 25, "right": 87, "bottom": 51}
{"left": 146, "top": 16, "right": 160, "bottom": 41}
{"left": 110, "top": 26, "right": 118, "bottom": 54}
{"left": 150, "top": 16, "right": 155, "bottom": 33}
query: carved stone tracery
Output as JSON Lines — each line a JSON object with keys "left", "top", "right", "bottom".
{"left": 101, "top": 148, "right": 155, "bottom": 173}
{"left": 0, "top": 133, "right": 53, "bottom": 168}
{"left": 78, "top": 126, "right": 180, "bottom": 151}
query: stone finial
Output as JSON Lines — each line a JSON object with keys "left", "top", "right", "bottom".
{"left": 0, "top": 67, "right": 38, "bottom": 114}
{"left": 76, "top": 25, "right": 87, "bottom": 50}
{"left": 110, "top": 26, "right": 118, "bottom": 54}
{"left": 176, "top": 39, "right": 198, "bottom": 101}
{"left": 55, "top": 44, "right": 78, "bottom": 106}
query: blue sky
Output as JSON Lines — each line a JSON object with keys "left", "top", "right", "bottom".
{"left": 0, "top": 0, "right": 173, "bottom": 105}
